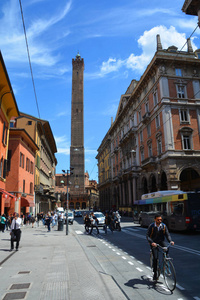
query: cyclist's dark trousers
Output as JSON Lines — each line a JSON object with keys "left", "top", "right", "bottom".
{"left": 152, "top": 241, "right": 167, "bottom": 275}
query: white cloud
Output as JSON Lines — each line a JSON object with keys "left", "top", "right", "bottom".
{"left": 55, "top": 135, "right": 70, "bottom": 156}
{"left": 90, "top": 25, "right": 199, "bottom": 79}
{"left": 0, "top": 0, "right": 72, "bottom": 67}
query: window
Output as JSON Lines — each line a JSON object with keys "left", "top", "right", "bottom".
{"left": 153, "top": 90, "right": 158, "bottom": 106}
{"left": 28, "top": 121, "right": 32, "bottom": 125}
{"left": 140, "top": 130, "right": 143, "bottom": 143}
{"left": 180, "top": 109, "right": 189, "bottom": 123}
{"left": 157, "top": 138, "right": 162, "bottom": 155}
{"left": 23, "top": 180, "right": 25, "bottom": 193}
{"left": 31, "top": 162, "right": 34, "bottom": 174}
{"left": 20, "top": 153, "right": 24, "bottom": 168}
{"left": 180, "top": 128, "right": 193, "bottom": 150}
{"left": 145, "top": 101, "right": 149, "bottom": 113}
{"left": 177, "top": 85, "right": 186, "bottom": 98}
{"left": 138, "top": 110, "right": 142, "bottom": 123}
{"left": 0, "top": 157, "right": 3, "bottom": 177}
{"left": 30, "top": 182, "right": 33, "bottom": 194}
{"left": 147, "top": 124, "right": 151, "bottom": 137}
{"left": 148, "top": 144, "right": 152, "bottom": 157}
{"left": 155, "top": 115, "right": 160, "bottom": 129}
{"left": 140, "top": 148, "right": 144, "bottom": 161}
{"left": 183, "top": 135, "right": 192, "bottom": 150}
{"left": 175, "top": 68, "right": 182, "bottom": 76}
{"left": 2, "top": 122, "right": 8, "bottom": 145}
{"left": 7, "top": 150, "right": 12, "bottom": 172}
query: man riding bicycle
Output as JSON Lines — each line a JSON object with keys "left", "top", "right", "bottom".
{"left": 146, "top": 214, "right": 174, "bottom": 281}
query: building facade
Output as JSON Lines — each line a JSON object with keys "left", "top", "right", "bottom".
{"left": 0, "top": 51, "right": 19, "bottom": 215}
{"left": 15, "top": 113, "right": 57, "bottom": 214}
{"left": 97, "top": 35, "right": 200, "bottom": 215}
{"left": 6, "top": 128, "right": 38, "bottom": 215}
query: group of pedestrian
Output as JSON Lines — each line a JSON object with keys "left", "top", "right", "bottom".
{"left": 84, "top": 211, "right": 121, "bottom": 235}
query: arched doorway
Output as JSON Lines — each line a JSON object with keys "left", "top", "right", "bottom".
{"left": 69, "top": 202, "right": 74, "bottom": 210}
{"left": 180, "top": 168, "right": 200, "bottom": 191}
{"left": 160, "top": 171, "right": 168, "bottom": 190}
{"left": 76, "top": 202, "right": 80, "bottom": 209}
{"left": 142, "top": 177, "right": 148, "bottom": 194}
{"left": 82, "top": 202, "right": 86, "bottom": 209}
{"left": 150, "top": 174, "right": 157, "bottom": 192}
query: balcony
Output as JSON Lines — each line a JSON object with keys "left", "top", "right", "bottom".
{"left": 142, "top": 112, "right": 150, "bottom": 124}
{"left": 119, "top": 127, "right": 137, "bottom": 145}
{"left": 141, "top": 156, "right": 156, "bottom": 168}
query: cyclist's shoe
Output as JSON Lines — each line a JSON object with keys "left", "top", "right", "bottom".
{"left": 153, "top": 274, "right": 157, "bottom": 281}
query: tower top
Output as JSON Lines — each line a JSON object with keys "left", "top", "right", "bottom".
{"left": 76, "top": 52, "right": 81, "bottom": 59}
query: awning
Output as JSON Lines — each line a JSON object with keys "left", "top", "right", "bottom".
{"left": 0, "top": 188, "right": 16, "bottom": 200}
{"left": 21, "top": 197, "right": 35, "bottom": 207}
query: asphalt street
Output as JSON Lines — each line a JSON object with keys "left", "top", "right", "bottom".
{"left": 0, "top": 217, "right": 199, "bottom": 300}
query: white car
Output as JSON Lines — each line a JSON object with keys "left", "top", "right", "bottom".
{"left": 93, "top": 212, "right": 105, "bottom": 226}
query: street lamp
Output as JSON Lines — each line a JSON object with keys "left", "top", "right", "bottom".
{"left": 62, "top": 167, "right": 74, "bottom": 235}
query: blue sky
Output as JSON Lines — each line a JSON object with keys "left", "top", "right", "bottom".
{"left": 0, "top": 0, "right": 200, "bottom": 181}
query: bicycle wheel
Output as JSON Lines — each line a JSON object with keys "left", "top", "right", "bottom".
{"left": 163, "top": 260, "right": 176, "bottom": 291}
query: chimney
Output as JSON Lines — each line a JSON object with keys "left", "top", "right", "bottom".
{"left": 156, "top": 34, "right": 162, "bottom": 51}
{"left": 187, "top": 38, "right": 193, "bottom": 53}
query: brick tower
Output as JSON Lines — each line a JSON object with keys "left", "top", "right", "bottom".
{"left": 70, "top": 53, "right": 85, "bottom": 200}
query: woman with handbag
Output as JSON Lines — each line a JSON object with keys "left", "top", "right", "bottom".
{"left": 10, "top": 213, "right": 22, "bottom": 251}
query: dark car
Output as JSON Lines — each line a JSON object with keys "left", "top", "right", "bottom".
{"left": 75, "top": 211, "right": 82, "bottom": 217}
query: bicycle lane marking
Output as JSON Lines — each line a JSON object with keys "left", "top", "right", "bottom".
{"left": 123, "top": 228, "right": 200, "bottom": 256}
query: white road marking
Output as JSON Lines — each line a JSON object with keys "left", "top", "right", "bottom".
{"left": 75, "top": 231, "right": 83, "bottom": 235}
{"left": 122, "top": 256, "right": 126, "bottom": 260}
{"left": 130, "top": 256, "right": 135, "bottom": 259}
{"left": 128, "top": 261, "right": 134, "bottom": 265}
{"left": 116, "top": 252, "right": 121, "bottom": 255}
{"left": 136, "top": 267, "right": 143, "bottom": 272}
{"left": 146, "top": 266, "right": 151, "bottom": 270}
{"left": 112, "top": 249, "right": 116, "bottom": 252}
{"left": 176, "top": 284, "right": 185, "bottom": 291}
{"left": 137, "top": 260, "right": 143, "bottom": 264}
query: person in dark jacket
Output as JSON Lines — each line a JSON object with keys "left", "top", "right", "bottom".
{"left": 84, "top": 214, "right": 91, "bottom": 233}
{"left": 146, "top": 214, "right": 174, "bottom": 281}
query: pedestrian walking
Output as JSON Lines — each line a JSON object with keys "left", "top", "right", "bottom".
{"left": 10, "top": 213, "right": 22, "bottom": 251}
{"left": 89, "top": 212, "right": 99, "bottom": 235}
{"left": 0, "top": 214, "right": 6, "bottom": 232}
{"left": 84, "top": 214, "right": 91, "bottom": 233}
{"left": 104, "top": 213, "right": 113, "bottom": 234}
{"left": 30, "top": 214, "right": 36, "bottom": 228}
{"left": 45, "top": 213, "right": 52, "bottom": 232}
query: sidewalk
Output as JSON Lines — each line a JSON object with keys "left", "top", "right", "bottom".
{"left": 0, "top": 224, "right": 127, "bottom": 300}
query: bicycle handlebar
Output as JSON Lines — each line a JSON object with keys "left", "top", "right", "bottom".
{"left": 155, "top": 243, "right": 173, "bottom": 251}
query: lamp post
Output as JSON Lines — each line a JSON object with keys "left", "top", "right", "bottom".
{"left": 62, "top": 167, "right": 74, "bottom": 235}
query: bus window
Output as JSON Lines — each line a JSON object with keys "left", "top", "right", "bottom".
{"left": 172, "top": 202, "right": 184, "bottom": 216}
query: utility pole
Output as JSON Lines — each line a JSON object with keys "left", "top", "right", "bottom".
{"left": 62, "top": 167, "right": 74, "bottom": 235}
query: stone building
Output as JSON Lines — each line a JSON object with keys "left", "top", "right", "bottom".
{"left": 97, "top": 35, "right": 200, "bottom": 214}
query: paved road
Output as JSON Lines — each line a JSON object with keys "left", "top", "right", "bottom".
{"left": 73, "top": 216, "right": 200, "bottom": 300}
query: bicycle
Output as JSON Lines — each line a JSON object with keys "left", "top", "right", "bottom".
{"left": 150, "top": 244, "right": 176, "bottom": 292}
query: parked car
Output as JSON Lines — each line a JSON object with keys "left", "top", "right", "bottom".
{"left": 93, "top": 212, "right": 105, "bottom": 226}
{"left": 75, "top": 211, "right": 82, "bottom": 217}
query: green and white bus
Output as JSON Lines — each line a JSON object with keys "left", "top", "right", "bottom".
{"left": 135, "top": 190, "right": 200, "bottom": 231}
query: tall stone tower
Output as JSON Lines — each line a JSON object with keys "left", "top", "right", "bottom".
{"left": 70, "top": 53, "right": 85, "bottom": 198}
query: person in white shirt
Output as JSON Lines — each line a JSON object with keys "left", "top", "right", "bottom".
{"left": 10, "top": 213, "right": 22, "bottom": 251}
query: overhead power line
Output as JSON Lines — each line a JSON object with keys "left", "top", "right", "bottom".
{"left": 18, "top": 0, "right": 41, "bottom": 119}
